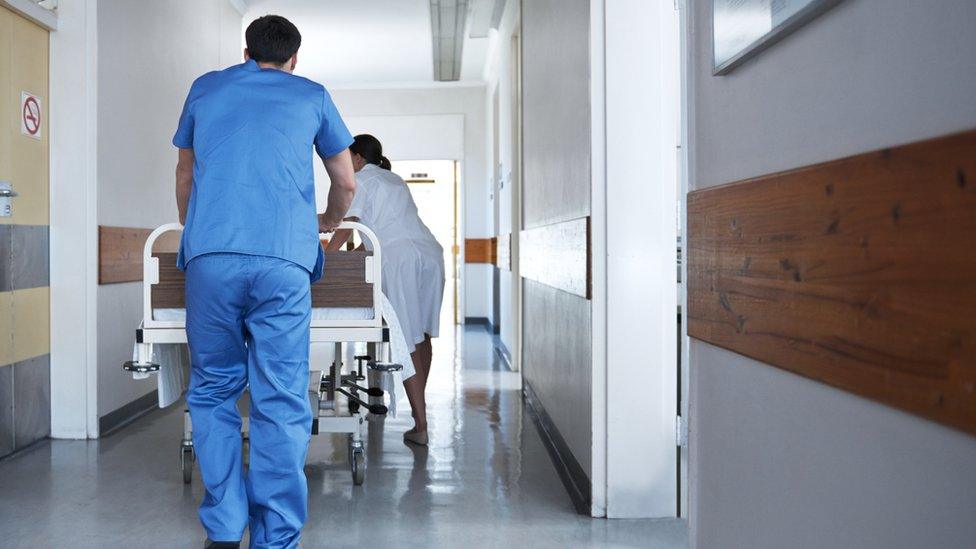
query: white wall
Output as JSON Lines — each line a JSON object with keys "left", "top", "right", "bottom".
{"left": 688, "top": 0, "right": 976, "bottom": 546}
{"left": 95, "top": 0, "right": 242, "bottom": 420}
{"left": 328, "top": 86, "right": 490, "bottom": 320}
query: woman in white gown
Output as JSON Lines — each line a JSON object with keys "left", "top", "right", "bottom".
{"left": 328, "top": 134, "right": 445, "bottom": 446}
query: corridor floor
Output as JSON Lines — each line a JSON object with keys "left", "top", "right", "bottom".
{"left": 0, "top": 326, "right": 687, "bottom": 548}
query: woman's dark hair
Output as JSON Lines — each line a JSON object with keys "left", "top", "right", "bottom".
{"left": 350, "top": 134, "right": 391, "bottom": 170}
{"left": 245, "top": 15, "right": 301, "bottom": 65}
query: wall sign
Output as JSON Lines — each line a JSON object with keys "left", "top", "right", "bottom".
{"left": 20, "top": 91, "right": 42, "bottom": 139}
{"left": 713, "top": 0, "right": 844, "bottom": 75}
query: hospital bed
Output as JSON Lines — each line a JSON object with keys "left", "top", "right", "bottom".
{"left": 123, "top": 222, "right": 402, "bottom": 486}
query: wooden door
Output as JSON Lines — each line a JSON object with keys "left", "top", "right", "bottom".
{"left": 0, "top": 5, "right": 50, "bottom": 458}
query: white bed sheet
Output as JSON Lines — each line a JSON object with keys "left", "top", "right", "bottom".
{"left": 153, "top": 307, "right": 374, "bottom": 322}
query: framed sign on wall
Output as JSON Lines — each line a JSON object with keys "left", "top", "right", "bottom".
{"left": 713, "top": 0, "right": 844, "bottom": 75}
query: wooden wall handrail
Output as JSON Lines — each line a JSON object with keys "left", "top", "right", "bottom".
{"left": 519, "top": 216, "right": 590, "bottom": 299}
{"left": 465, "top": 238, "right": 497, "bottom": 264}
{"left": 496, "top": 233, "right": 512, "bottom": 271}
{"left": 687, "top": 129, "right": 976, "bottom": 435}
{"left": 99, "top": 226, "right": 179, "bottom": 284}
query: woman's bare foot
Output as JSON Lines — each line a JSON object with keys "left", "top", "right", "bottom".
{"left": 403, "top": 427, "right": 428, "bottom": 446}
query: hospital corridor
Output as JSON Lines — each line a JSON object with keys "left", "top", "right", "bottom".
{"left": 1, "top": 0, "right": 975, "bottom": 548}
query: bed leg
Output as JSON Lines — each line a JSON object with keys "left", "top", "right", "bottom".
{"left": 182, "top": 408, "right": 192, "bottom": 442}
{"left": 328, "top": 342, "right": 342, "bottom": 404}
{"left": 180, "top": 408, "right": 194, "bottom": 484}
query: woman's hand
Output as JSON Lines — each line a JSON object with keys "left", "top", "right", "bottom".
{"left": 325, "top": 229, "right": 352, "bottom": 251}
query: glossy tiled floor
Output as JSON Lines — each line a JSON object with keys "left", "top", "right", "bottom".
{"left": 0, "top": 326, "right": 687, "bottom": 548}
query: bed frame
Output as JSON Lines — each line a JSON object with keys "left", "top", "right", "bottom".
{"left": 125, "top": 221, "right": 396, "bottom": 486}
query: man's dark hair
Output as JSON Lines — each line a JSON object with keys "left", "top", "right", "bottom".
{"left": 245, "top": 15, "right": 301, "bottom": 65}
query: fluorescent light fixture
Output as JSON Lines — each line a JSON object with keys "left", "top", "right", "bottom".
{"left": 430, "top": 0, "right": 469, "bottom": 81}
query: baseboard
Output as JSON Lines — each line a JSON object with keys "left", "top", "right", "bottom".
{"left": 493, "top": 339, "right": 513, "bottom": 372}
{"left": 522, "top": 381, "right": 591, "bottom": 515}
{"left": 464, "top": 316, "right": 492, "bottom": 332}
{"left": 0, "top": 436, "right": 50, "bottom": 462}
{"left": 466, "top": 316, "right": 504, "bottom": 335}
{"left": 98, "top": 390, "right": 159, "bottom": 437}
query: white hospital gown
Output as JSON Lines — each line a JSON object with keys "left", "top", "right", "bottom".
{"left": 347, "top": 164, "right": 445, "bottom": 353}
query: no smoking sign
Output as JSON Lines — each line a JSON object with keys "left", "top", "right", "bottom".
{"left": 21, "top": 91, "right": 42, "bottom": 140}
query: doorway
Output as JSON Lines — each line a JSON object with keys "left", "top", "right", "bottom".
{"left": 389, "top": 159, "right": 460, "bottom": 329}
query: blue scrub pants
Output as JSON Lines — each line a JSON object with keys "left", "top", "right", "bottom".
{"left": 185, "top": 253, "right": 313, "bottom": 549}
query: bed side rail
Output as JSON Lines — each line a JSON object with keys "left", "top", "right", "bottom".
{"left": 142, "top": 223, "right": 183, "bottom": 328}
{"left": 315, "top": 222, "right": 383, "bottom": 328}
{"left": 141, "top": 222, "right": 383, "bottom": 328}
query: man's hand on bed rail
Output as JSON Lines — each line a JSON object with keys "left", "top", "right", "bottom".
{"left": 318, "top": 212, "right": 342, "bottom": 234}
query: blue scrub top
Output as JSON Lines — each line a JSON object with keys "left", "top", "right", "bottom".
{"left": 173, "top": 59, "right": 352, "bottom": 281}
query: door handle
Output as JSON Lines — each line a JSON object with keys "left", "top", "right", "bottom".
{"left": 0, "top": 182, "right": 18, "bottom": 217}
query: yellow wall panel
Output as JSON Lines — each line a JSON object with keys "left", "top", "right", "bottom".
{"left": 10, "top": 286, "right": 49, "bottom": 363}
{"left": 8, "top": 9, "right": 49, "bottom": 225}
{"left": 0, "top": 291, "right": 12, "bottom": 366}
{"left": 0, "top": 7, "right": 12, "bottom": 226}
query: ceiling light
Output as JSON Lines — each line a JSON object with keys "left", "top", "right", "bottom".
{"left": 430, "top": 0, "right": 469, "bottom": 81}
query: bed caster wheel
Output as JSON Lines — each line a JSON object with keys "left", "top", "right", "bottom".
{"left": 123, "top": 360, "right": 160, "bottom": 373}
{"left": 348, "top": 436, "right": 365, "bottom": 485}
{"left": 351, "top": 448, "right": 365, "bottom": 486}
{"left": 180, "top": 445, "right": 195, "bottom": 484}
{"left": 368, "top": 362, "right": 403, "bottom": 373}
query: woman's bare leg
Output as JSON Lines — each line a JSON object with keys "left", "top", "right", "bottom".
{"left": 404, "top": 350, "right": 428, "bottom": 433}
{"left": 420, "top": 335, "right": 433, "bottom": 382}
{"left": 404, "top": 335, "right": 434, "bottom": 436}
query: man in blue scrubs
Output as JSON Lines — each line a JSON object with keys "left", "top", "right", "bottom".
{"left": 173, "top": 15, "right": 356, "bottom": 549}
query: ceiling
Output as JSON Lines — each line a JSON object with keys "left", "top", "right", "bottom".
{"left": 243, "top": 0, "right": 492, "bottom": 88}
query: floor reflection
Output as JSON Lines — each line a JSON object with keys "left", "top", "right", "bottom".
{"left": 0, "top": 325, "right": 687, "bottom": 548}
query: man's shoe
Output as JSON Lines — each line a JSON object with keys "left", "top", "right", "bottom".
{"left": 205, "top": 540, "right": 241, "bottom": 549}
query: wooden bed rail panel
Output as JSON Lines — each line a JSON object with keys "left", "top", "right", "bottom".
{"left": 687, "top": 129, "right": 976, "bottom": 435}
{"left": 150, "top": 250, "right": 375, "bottom": 310}
{"left": 310, "top": 250, "right": 374, "bottom": 308}
{"left": 152, "top": 252, "right": 186, "bottom": 309}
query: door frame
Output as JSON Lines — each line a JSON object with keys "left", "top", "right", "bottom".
{"left": 591, "top": 0, "right": 683, "bottom": 518}
{"left": 47, "top": 0, "right": 100, "bottom": 439}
